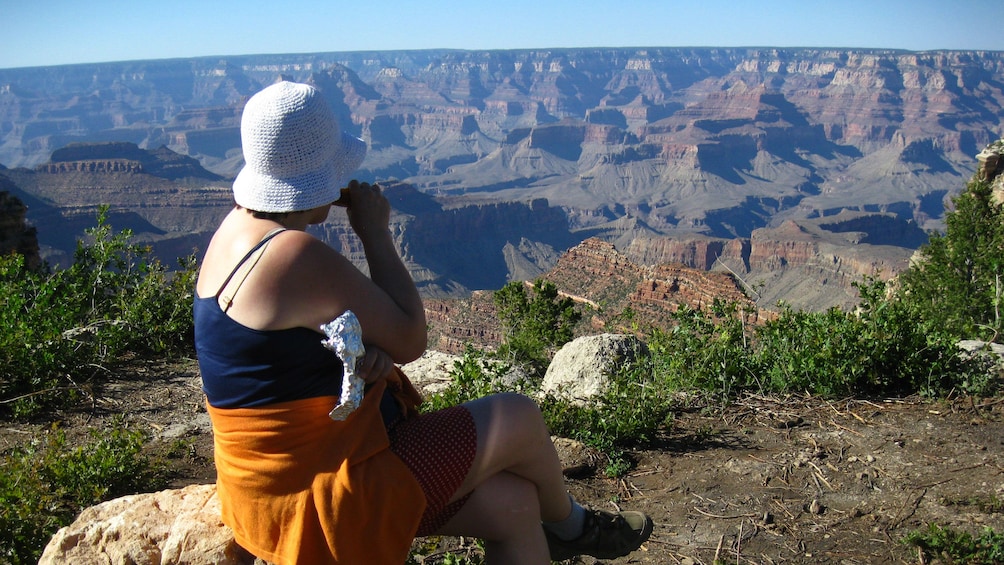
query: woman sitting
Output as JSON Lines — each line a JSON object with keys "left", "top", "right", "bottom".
{"left": 194, "top": 80, "right": 653, "bottom": 564}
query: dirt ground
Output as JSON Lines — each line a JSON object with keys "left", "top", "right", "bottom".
{"left": 10, "top": 358, "right": 1004, "bottom": 565}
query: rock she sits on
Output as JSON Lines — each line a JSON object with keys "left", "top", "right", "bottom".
{"left": 39, "top": 484, "right": 267, "bottom": 565}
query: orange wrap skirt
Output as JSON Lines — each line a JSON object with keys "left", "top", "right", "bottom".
{"left": 208, "top": 373, "right": 427, "bottom": 565}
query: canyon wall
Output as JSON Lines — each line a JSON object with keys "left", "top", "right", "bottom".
{"left": 1, "top": 48, "right": 997, "bottom": 238}
{"left": 2, "top": 47, "right": 1001, "bottom": 309}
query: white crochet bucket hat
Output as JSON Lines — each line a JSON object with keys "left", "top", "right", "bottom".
{"left": 233, "top": 81, "right": 366, "bottom": 213}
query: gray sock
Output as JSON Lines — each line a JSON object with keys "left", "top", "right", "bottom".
{"left": 542, "top": 497, "right": 587, "bottom": 541}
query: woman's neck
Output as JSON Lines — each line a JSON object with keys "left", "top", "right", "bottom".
{"left": 233, "top": 206, "right": 320, "bottom": 231}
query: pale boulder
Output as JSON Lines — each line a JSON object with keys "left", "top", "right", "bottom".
{"left": 39, "top": 483, "right": 264, "bottom": 565}
{"left": 541, "top": 334, "right": 648, "bottom": 404}
{"left": 400, "top": 349, "right": 461, "bottom": 396}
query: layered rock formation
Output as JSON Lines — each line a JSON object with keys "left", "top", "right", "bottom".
{"left": 625, "top": 215, "right": 915, "bottom": 311}
{"left": 0, "top": 48, "right": 994, "bottom": 239}
{"left": 545, "top": 238, "right": 760, "bottom": 327}
{"left": 0, "top": 143, "right": 233, "bottom": 267}
{"left": 424, "top": 238, "right": 763, "bottom": 353}
{"left": 46, "top": 142, "right": 225, "bottom": 181}
{"left": 3, "top": 48, "right": 997, "bottom": 308}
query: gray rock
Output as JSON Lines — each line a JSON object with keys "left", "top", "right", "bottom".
{"left": 542, "top": 334, "right": 648, "bottom": 404}
{"left": 400, "top": 350, "right": 462, "bottom": 396}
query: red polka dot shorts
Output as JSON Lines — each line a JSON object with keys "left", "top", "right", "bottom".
{"left": 387, "top": 405, "right": 478, "bottom": 536}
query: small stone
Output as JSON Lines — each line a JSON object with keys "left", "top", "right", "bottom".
{"left": 808, "top": 499, "right": 824, "bottom": 514}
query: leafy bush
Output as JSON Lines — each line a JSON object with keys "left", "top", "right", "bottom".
{"left": 646, "top": 300, "right": 756, "bottom": 401}
{"left": 752, "top": 306, "right": 866, "bottom": 395}
{"left": 0, "top": 252, "right": 84, "bottom": 416}
{"left": 898, "top": 178, "right": 1004, "bottom": 341}
{"left": 54, "top": 206, "right": 196, "bottom": 358}
{"left": 0, "top": 207, "right": 196, "bottom": 416}
{"left": 752, "top": 278, "right": 983, "bottom": 397}
{"left": 0, "top": 420, "right": 168, "bottom": 565}
{"left": 493, "top": 280, "right": 581, "bottom": 375}
{"left": 904, "top": 524, "right": 1004, "bottom": 564}
{"left": 639, "top": 282, "right": 988, "bottom": 400}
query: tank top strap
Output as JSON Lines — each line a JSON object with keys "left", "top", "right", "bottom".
{"left": 214, "top": 227, "right": 288, "bottom": 300}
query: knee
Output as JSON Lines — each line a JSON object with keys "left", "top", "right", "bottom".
{"left": 495, "top": 391, "right": 542, "bottom": 413}
{"left": 495, "top": 392, "right": 543, "bottom": 419}
{"left": 499, "top": 392, "right": 553, "bottom": 443}
{"left": 497, "top": 392, "right": 548, "bottom": 428}
{"left": 466, "top": 392, "right": 551, "bottom": 445}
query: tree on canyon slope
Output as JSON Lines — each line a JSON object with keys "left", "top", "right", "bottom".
{"left": 897, "top": 178, "right": 1004, "bottom": 341}
{"left": 493, "top": 279, "right": 582, "bottom": 374}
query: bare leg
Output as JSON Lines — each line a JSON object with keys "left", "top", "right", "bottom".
{"left": 435, "top": 471, "right": 549, "bottom": 565}
{"left": 452, "top": 393, "right": 572, "bottom": 520}
{"left": 433, "top": 393, "right": 573, "bottom": 563}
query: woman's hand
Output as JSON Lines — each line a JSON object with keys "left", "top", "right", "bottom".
{"left": 325, "top": 178, "right": 427, "bottom": 364}
{"left": 356, "top": 345, "right": 396, "bottom": 384}
{"left": 341, "top": 180, "right": 390, "bottom": 239}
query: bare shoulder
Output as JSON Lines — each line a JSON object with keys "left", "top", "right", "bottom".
{"left": 268, "top": 229, "right": 355, "bottom": 276}
{"left": 262, "top": 230, "right": 369, "bottom": 323}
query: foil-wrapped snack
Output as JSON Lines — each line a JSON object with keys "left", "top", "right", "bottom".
{"left": 320, "top": 310, "right": 366, "bottom": 420}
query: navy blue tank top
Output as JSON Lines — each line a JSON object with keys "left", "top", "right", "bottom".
{"left": 194, "top": 295, "right": 342, "bottom": 408}
{"left": 194, "top": 228, "right": 342, "bottom": 408}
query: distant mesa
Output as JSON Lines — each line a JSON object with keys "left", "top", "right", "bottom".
{"left": 41, "top": 142, "right": 225, "bottom": 181}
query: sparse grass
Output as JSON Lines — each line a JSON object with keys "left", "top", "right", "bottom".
{"left": 941, "top": 494, "right": 1004, "bottom": 514}
{"left": 408, "top": 537, "right": 485, "bottom": 564}
{"left": 904, "top": 524, "right": 1004, "bottom": 564}
{"left": 0, "top": 419, "right": 169, "bottom": 564}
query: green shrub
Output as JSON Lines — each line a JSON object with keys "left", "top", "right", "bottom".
{"left": 904, "top": 524, "right": 1004, "bottom": 564}
{"left": 0, "top": 252, "right": 84, "bottom": 416}
{"left": 646, "top": 300, "right": 756, "bottom": 401}
{"left": 0, "top": 420, "right": 168, "bottom": 564}
{"left": 752, "top": 306, "right": 864, "bottom": 395}
{"left": 0, "top": 207, "right": 196, "bottom": 416}
{"left": 638, "top": 282, "right": 989, "bottom": 400}
{"left": 898, "top": 179, "right": 1004, "bottom": 341}
{"left": 750, "top": 278, "right": 982, "bottom": 397}
{"left": 493, "top": 280, "right": 581, "bottom": 376}
{"left": 56, "top": 206, "right": 196, "bottom": 358}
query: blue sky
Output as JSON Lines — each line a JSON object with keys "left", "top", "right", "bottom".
{"left": 2, "top": 0, "right": 1001, "bottom": 69}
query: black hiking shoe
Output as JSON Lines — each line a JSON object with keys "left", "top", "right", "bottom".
{"left": 544, "top": 507, "right": 653, "bottom": 561}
